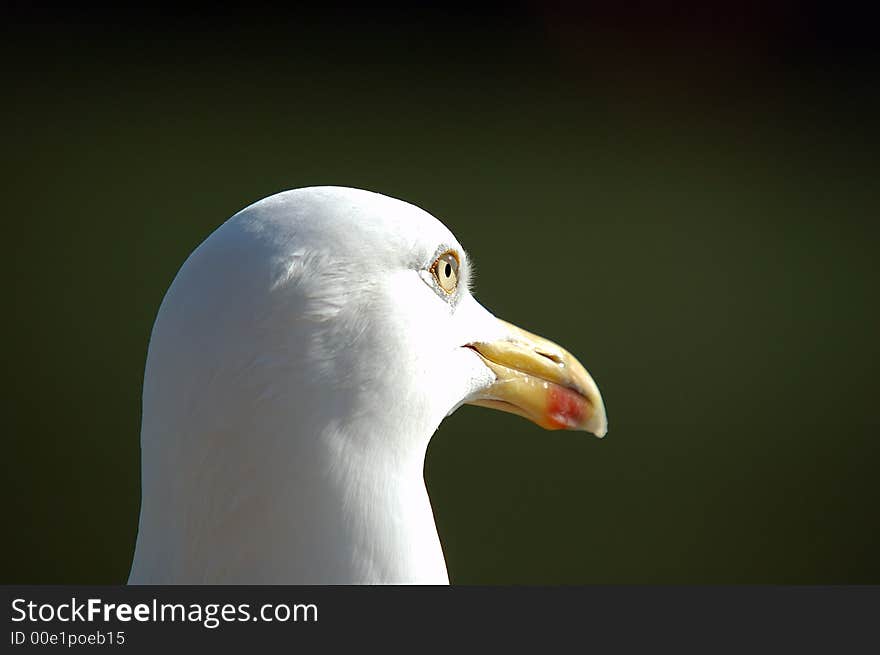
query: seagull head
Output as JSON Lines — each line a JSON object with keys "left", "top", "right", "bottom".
{"left": 130, "top": 186, "right": 607, "bottom": 584}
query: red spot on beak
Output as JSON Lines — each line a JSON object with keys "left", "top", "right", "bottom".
{"left": 547, "top": 385, "right": 587, "bottom": 430}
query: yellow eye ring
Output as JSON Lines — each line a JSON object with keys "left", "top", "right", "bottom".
{"left": 431, "top": 251, "right": 460, "bottom": 294}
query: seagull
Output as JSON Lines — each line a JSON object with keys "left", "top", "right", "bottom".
{"left": 128, "top": 186, "right": 607, "bottom": 584}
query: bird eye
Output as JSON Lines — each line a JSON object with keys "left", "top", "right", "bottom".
{"left": 431, "top": 251, "right": 460, "bottom": 294}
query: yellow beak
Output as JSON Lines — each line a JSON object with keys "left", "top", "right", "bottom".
{"left": 466, "top": 320, "right": 607, "bottom": 437}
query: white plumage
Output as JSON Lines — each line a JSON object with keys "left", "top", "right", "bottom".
{"left": 129, "top": 187, "right": 605, "bottom": 584}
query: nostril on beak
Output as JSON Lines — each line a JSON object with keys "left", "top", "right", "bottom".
{"left": 537, "top": 350, "right": 565, "bottom": 366}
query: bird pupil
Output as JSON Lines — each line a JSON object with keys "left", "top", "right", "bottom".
{"left": 444, "top": 263, "right": 451, "bottom": 277}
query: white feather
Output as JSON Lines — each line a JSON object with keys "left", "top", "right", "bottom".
{"left": 129, "top": 187, "right": 503, "bottom": 584}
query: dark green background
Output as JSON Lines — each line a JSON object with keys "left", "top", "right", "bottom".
{"left": 4, "top": 5, "right": 878, "bottom": 583}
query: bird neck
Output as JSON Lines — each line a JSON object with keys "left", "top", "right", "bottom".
{"left": 320, "top": 427, "right": 450, "bottom": 584}
{"left": 129, "top": 398, "right": 449, "bottom": 584}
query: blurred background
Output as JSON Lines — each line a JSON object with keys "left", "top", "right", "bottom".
{"left": 3, "top": 2, "right": 877, "bottom": 583}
